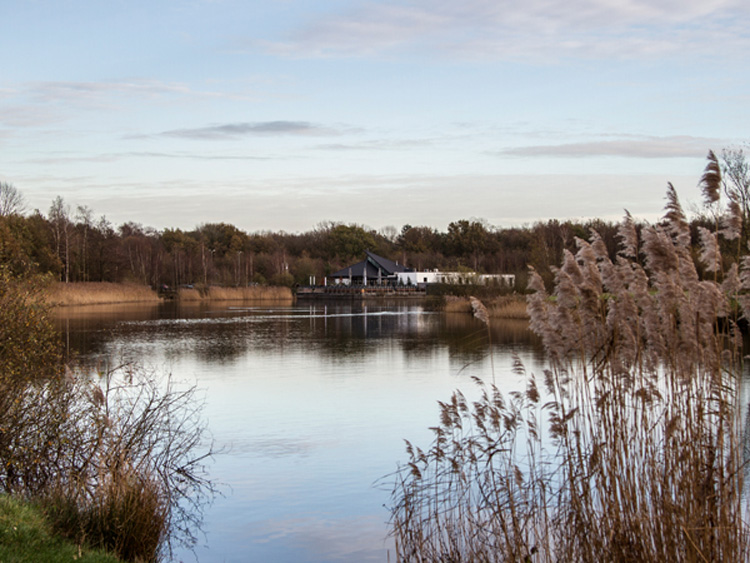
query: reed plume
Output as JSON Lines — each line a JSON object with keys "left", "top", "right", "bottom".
{"left": 389, "top": 154, "right": 750, "bottom": 562}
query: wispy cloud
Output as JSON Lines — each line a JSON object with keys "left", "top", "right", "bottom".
{"left": 259, "top": 0, "right": 750, "bottom": 61}
{"left": 150, "top": 121, "right": 355, "bottom": 140}
{"left": 316, "top": 138, "right": 436, "bottom": 151}
{"left": 496, "top": 135, "right": 721, "bottom": 159}
{"left": 24, "top": 79, "right": 254, "bottom": 104}
{"left": 0, "top": 79, "right": 261, "bottom": 129}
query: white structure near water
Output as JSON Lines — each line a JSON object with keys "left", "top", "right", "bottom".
{"left": 396, "top": 270, "right": 515, "bottom": 288}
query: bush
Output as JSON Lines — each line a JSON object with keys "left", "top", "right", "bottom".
{"left": 390, "top": 159, "right": 750, "bottom": 561}
{"left": 39, "top": 367, "right": 214, "bottom": 562}
{"left": 0, "top": 269, "right": 214, "bottom": 561}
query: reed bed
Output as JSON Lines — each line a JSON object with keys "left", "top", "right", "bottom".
{"left": 443, "top": 295, "right": 529, "bottom": 319}
{"left": 45, "top": 282, "right": 161, "bottom": 307}
{"left": 177, "top": 285, "right": 292, "bottom": 302}
{"left": 390, "top": 155, "right": 750, "bottom": 562}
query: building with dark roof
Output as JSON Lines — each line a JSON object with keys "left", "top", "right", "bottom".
{"left": 328, "top": 250, "right": 413, "bottom": 286}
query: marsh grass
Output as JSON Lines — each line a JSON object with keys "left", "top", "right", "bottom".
{"left": 390, "top": 154, "right": 750, "bottom": 562}
{"left": 488, "top": 295, "right": 528, "bottom": 319}
{"left": 45, "top": 282, "right": 161, "bottom": 307}
{"left": 177, "top": 285, "right": 292, "bottom": 302}
{"left": 443, "top": 295, "right": 529, "bottom": 319}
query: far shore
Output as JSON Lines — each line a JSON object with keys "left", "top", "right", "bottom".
{"left": 44, "top": 282, "right": 293, "bottom": 307}
{"left": 42, "top": 282, "right": 526, "bottom": 318}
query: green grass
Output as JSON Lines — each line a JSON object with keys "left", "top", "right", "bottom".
{"left": 0, "top": 495, "right": 124, "bottom": 563}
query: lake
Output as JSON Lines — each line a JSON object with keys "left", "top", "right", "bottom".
{"left": 54, "top": 299, "right": 544, "bottom": 563}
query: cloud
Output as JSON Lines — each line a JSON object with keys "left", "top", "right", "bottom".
{"left": 260, "top": 0, "right": 750, "bottom": 61}
{"left": 152, "top": 121, "right": 353, "bottom": 140}
{"left": 23, "top": 79, "right": 252, "bottom": 104}
{"left": 0, "top": 80, "right": 261, "bottom": 129}
{"left": 316, "top": 138, "right": 436, "bottom": 151}
{"left": 496, "top": 135, "right": 721, "bottom": 159}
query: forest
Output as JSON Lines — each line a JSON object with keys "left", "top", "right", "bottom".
{"left": 2, "top": 149, "right": 749, "bottom": 292}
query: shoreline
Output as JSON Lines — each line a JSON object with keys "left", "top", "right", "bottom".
{"left": 42, "top": 282, "right": 525, "bottom": 318}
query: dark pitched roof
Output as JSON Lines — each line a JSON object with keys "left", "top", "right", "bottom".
{"left": 329, "top": 251, "right": 412, "bottom": 278}
{"left": 365, "top": 250, "right": 411, "bottom": 274}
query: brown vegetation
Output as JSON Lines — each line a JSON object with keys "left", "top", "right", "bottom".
{"left": 443, "top": 294, "right": 529, "bottom": 319}
{"left": 0, "top": 268, "right": 214, "bottom": 561}
{"left": 177, "top": 285, "right": 292, "bottom": 302}
{"left": 44, "top": 282, "right": 161, "bottom": 307}
{"left": 390, "top": 154, "right": 750, "bottom": 562}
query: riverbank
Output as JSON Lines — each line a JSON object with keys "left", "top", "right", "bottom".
{"left": 45, "top": 282, "right": 293, "bottom": 307}
{"left": 442, "top": 294, "right": 529, "bottom": 319}
{"left": 0, "top": 495, "right": 124, "bottom": 563}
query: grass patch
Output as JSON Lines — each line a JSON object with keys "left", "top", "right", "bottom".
{"left": 0, "top": 495, "right": 123, "bottom": 563}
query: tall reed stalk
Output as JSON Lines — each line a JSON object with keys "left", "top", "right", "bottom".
{"left": 389, "top": 153, "right": 750, "bottom": 562}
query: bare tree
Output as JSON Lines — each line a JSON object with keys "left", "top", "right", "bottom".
{"left": 0, "top": 182, "right": 25, "bottom": 217}
{"left": 49, "top": 196, "right": 72, "bottom": 283}
{"left": 721, "top": 147, "right": 750, "bottom": 246}
{"left": 76, "top": 205, "right": 94, "bottom": 282}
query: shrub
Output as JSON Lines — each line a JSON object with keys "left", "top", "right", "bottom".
{"left": 39, "top": 366, "right": 214, "bottom": 562}
{"left": 389, "top": 155, "right": 750, "bottom": 561}
{"left": 0, "top": 268, "right": 214, "bottom": 561}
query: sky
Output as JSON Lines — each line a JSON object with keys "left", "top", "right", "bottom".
{"left": 2, "top": 0, "right": 749, "bottom": 234}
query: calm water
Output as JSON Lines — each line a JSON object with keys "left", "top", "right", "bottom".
{"left": 54, "top": 300, "right": 544, "bottom": 563}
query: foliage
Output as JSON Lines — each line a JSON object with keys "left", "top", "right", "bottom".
{"left": 0, "top": 267, "right": 62, "bottom": 383}
{"left": 389, "top": 155, "right": 750, "bottom": 562}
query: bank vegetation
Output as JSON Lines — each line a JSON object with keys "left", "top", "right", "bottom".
{"left": 0, "top": 268, "right": 215, "bottom": 561}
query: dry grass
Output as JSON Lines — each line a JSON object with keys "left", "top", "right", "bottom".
{"left": 390, "top": 156, "right": 750, "bottom": 562}
{"left": 44, "top": 282, "right": 161, "bottom": 307}
{"left": 177, "top": 285, "right": 292, "bottom": 302}
{"left": 443, "top": 295, "right": 529, "bottom": 319}
{"left": 443, "top": 296, "right": 472, "bottom": 314}
{"left": 488, "top": 295, "right": 529, "bottom": 319}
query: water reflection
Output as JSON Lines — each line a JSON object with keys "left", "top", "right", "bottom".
{"left": 54, "top": 301, "right": 543, "bottom": 367}
{"left": 53, "top": 299, "right": 544, "bottom": 563}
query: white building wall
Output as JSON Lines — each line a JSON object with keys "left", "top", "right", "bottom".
{"left": 396, "top": 271, "right": 515, "bottom": 287}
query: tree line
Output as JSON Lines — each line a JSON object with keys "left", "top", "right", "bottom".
{"left": 1, "top": 148, "right": 748, "bottom": 291}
